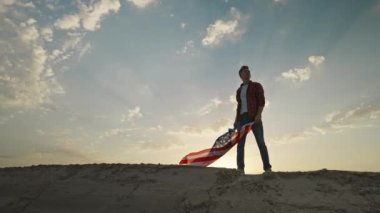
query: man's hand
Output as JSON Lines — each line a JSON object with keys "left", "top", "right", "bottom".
{"left": 233, "top": 121, "right": 238, "bottom": 130}
{"left": 255, "top": 106, "right": 264, "bottom": 123}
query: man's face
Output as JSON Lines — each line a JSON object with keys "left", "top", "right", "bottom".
{"left": 240, "top": 69, "right": 251, "bottom": 81}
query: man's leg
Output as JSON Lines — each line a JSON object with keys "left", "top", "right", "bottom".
{"left": 236, "top": 114, "right": 250, "bottom": 171}
{"left": 237, "top": 134, "right": 247, "bottom": 171}
{"left": 252, "top": 121, "right": 272, "bottom": 171}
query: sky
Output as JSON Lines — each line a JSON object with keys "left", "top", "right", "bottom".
{"left": 0, "top": 0, "right": 379, "bottom": 174}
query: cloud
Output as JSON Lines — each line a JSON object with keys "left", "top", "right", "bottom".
{"left": 49, "top": 32, "right": 90, "bottom": 64}
{"left": 202, "top": 7, "right": 248, "bottom": 47}
{"left": 78, "top": 42, "right": 92, "bottom": 58}
{"left": 278, "top": 55, "right": 325, "bottom": 83}
{"left": 99, "top": 125, "right": 183, "bottom": 152}
{"left": 280, "top": 67, "right": 311, "bottom": 82}
{"left": 54, "top": 14, "right": 81, "bottom": 30}
{"left": 127, "top": 0, "right": 157, "bottom": 9}
{"left": 271, "top": 131, "right": 311, "bottom": 145}
{"left": 198, "top": 98, "right": 222, "bottom": 115}
{"left": 273, "top": 0, "right": 287, "bottom": 5}
{"left": 121, "top": 106, "right": 143, "bottom": 122}
{"left": 0, "top": 1, "right": 117, "bottom": 109}
{"left": 36, "top": 129, "right": 46, "bottom": 135}
{"left": 134, "top": 136, "right": 184, "bottom": 151}
{"left": 0, "top": 15, "right": 65, "bottom": 109}
{"left": 0, "top": 0, "right": 35, "bottom": 9}
{"left": 181, "top": 22, "right": 186, "bottom": 29}
{"left": 33, "top": 137, "right": 99, "bottom": 164}
{"left": 271, "top": 103, "right": 380, "bottom": 145}
{"left": 103, "top": 128, "right": 132, "bottom": 138}
{"left": 209, "top": 118, "right": 232, "bottom": 132}
{"left": 308, "top": 56, "right": 325, "bottom": 66}
{"left": 0, "top": 113, "right": 15, "bottom": 125}
{"left": 40, "top": 27, "right": 53, "bottom": 42}
{"left": 176, "top": 40, "right": 195, "bottom": 55}
{"left": 167, "top": 118, "right": 233, "bottom": 138}
{"left": 321, "top": 104, "right": 380, "bottom": 129}
{"left": 79, "top": 0, "right": 121, "bottom": 31}
{"left": 54, "top": 0, "right": 121, "bottom": 32}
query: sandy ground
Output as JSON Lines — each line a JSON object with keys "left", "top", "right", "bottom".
{"left": 0, "top": 164, "right": 379, "bottom": 213}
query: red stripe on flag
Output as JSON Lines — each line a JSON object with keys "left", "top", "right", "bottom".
{"left": 179, "top": 122, "right": 255, "bottom": 166}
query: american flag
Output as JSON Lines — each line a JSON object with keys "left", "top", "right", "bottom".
{"left": 179, "top": 122, "right": 255, "bottom": 166}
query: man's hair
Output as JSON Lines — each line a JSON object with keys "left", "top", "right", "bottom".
{"left": 239, "top": 65, "right": 250, "bottom": 76}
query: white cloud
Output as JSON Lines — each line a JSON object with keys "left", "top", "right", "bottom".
{"left": 0, "top": 0, "right": 35, "bottom": 9}
{"left": 79, "top": 0, "right": 121, "bottom": 31}
{"left": 1, "top": 0, "right": 15, "bottom": 6}
{"left": 181, "top": 22, "right": 186, "bottom": 29}
{"left": 278, "top": 55, "right": 326, "bottom": 83}
{"left": 198, "top": 98, "right": 223, "bottom": 115}
{"left": 167, "top": 118, "right": 233, "bottom": 139}
{"left": 19, "top": 21, "right": 39, "bottom": 43}
{"left": 202, "top": 19, "right": 238, "bottom": 46}
{"left": 0, "top": 15, "right": 64, "bottom": 109}
{"left": 324, "top": 110, "right": 341, "bottom": 123}
{"left": 308, "top": 55, "right": 325, "bottom": 66}
{"left": 0, "top": 1, "right": 118, "bottom": 110}
{"left": 271, "top": 103, "right": 380, "bottom": 145}
{"left": 202, "top": 7, "right": 247, "bottom": 47}
{"left": 271, "top": 132, "right": 310, "bottom": 145}
{"left": 40, "top": 27, "right": 53, "bottom": 42}
{"left": 280, "top": 67, "right": 311, "bottom": 82}
{"left": 127, "top": 0, "right": 157, "bottom": 9}
{"left": 322, "top": 105, "right": 380, "bottom": 129}
{"left": 104, "top": 128, "right": 131, "bottom": 137}
{"left": 54, "top": 0, "right": 121, "bottom": 32}
{"left": 49, "top": 32, "right": 88, "bottom": 63}
{"left": 36, "top": 129, "right": 46, "bottom": 135}
{"left": 0, "top": 113, "right": 15, "bottom": 125}
{"left": 149, "top": 125, "right": 163, "bottom": 131}
{"left": 312, "top": 126, "right": 326, "bottom": 135}
{"left": 176, "top": 40, "right": 195, "bottom": 55}
{"left": 121, "top": 106, "right": 143, "bottom": 122}
{"left": 54, "top": 14, "right": 81, "bottom": 30}
{"left": 79, "top": 42, "right": 91, "bottom": 58}
{"left": 273, "top": 0, "right": 286, "bottom": 5}
{"left": 210, "top": 118, "right": 232, "bottom": 132}
{"left": 17, "top": 1, "right": 35, "bottom": 8}
{"left": 45, "top": 0, "right": 60, "bottom": 11}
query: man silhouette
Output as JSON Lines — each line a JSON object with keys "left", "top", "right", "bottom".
{"left": 234, "top": 65, "right": 272, "bottom": 174}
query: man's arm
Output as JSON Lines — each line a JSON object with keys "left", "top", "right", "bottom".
{"left": 234, "top": 89, "right": 241, "bottom": 129}
{"left": 255, "top": 83, "right": 265, "bottom": 122}
{"left": 255, "top": 106, "right": 264, "bottom": 122}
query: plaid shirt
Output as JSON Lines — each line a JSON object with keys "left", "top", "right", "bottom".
{"left": 235, "top": 80, "right": 265, "bottom": 123}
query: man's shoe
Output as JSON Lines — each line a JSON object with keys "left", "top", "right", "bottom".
{"left": 237, "top": 168, "right": 245, "bottom": 175}
{"left": 264, "top": 168, "right": 272, "bottom": 173}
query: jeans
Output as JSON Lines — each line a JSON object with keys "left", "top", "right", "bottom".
{"left": 237, "top": 113, "right": 272, "bottom": 171}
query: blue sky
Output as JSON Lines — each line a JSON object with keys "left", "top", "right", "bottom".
{"left": 0, "top": 0, "right": 379, "bottom": 173}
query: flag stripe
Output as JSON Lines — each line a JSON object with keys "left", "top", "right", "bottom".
{"left": 179, "top": 122, "right": 255, "bottom": 167}
{"left": 182, "top": 149, "right": 228, "bottom": 161}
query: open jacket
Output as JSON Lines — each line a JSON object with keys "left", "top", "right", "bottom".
{"left": 235, "top": 80, "right": 265, "bottom": 123}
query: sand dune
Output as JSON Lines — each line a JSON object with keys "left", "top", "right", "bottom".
{"left": 0, "top": 164, "right": 379, "bottom": 212}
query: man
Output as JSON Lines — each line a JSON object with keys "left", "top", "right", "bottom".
{"left": 234, "top": 65, "right": 272, "bottom": 174}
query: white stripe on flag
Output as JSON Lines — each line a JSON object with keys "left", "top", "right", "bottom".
{"left": 184, "top": 149, "right": 228, "bottom": 161}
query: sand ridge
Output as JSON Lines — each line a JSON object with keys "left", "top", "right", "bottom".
{"left": 0, "top": 164, "right": 379, "bottom": 212}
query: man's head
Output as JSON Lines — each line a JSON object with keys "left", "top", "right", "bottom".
{"left": 239, "top": 65, "right": 251, "bottom": 82}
